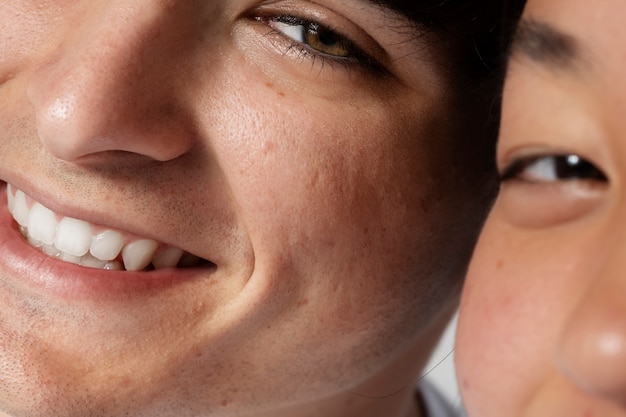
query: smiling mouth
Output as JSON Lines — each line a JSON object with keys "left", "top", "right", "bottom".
{"left": 5, "top": 183, "right": 210, "bottom": 272}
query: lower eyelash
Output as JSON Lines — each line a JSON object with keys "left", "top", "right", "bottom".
{"left": 268, "top": 28, "right": 354, "bottom": 73}
{"left": 253, "top": 15, "right": 387, "bottom": 77}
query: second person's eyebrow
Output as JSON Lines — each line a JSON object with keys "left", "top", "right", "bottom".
{"left": 511, "top": 19, "right": 585, "bottom": 72}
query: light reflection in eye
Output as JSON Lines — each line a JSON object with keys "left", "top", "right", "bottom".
{"left": 567, "top": 155, "right": 580, "bottom": 166}
{"left": 501, "top": 154, "right": 607, "bottom": 183}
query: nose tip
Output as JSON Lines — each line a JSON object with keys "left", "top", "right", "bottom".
{"left": 28, "top": 84, "right": 96, "bottom": 162}
{"left": 29, "top": 75, "right": 194, "bottom": 163}
{"left": 556, "top": 288, "right": 626, "bottom": 407}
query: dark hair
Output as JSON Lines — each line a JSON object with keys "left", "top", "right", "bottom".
{"left": 383, "top": 0, "right": 526, "bottom": 201}
{"left": 423, "top": 0, "right": 525, "bottom": 132}
{"left": 382, "top": 0, "right": 525, "bottom": 79}
{"left": 388, "top": 0, "right": 526, "bottom": 151}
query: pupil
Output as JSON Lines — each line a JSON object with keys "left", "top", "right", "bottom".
{"left": 316, "top": 27, "right": 339, "bottom": 47}
{"left": 557, "top": 155, "right": 606, "bottom": 180}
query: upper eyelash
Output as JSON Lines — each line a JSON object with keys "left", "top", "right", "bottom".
{"left": 253, "top": 14, "right": 388, "bottom": 76}
{"left": 500, "top": 156, "right": 539, "bottom": 181}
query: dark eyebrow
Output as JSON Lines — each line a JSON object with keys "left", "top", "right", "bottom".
{"left": 510, "top": 19, "right": 584, "bottom": 71}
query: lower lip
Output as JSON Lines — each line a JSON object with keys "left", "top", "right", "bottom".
{"left": 0, "top": 183, "right": 213, "bottom": 301}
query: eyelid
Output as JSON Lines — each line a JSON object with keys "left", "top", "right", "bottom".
{"left": 263, "top": 15, "right": 377, "bottom": 65}
{"left": 247, "top": 4, "right": 390, "bottom": 72}
{"left": 496, "top": 151, "right": 609, "bottom": 228}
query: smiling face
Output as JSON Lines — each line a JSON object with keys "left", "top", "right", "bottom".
{"left": 0, "top": 1, "right": 496, "bottom": 416}
{"left": 457, "top": 0, "right": 626, "bottom": 416}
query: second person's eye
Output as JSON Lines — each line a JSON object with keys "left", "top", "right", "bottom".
{"left": 501, "top": 154, "right": 608, "bottom": 183}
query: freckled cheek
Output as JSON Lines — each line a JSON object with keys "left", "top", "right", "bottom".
{"left": 460, "top": 215, "right": 601, "bottom": 415}
{"left": 201, "top": 70, "right": 449, "bottom": 288}
{"left": 212, "top": 98, "right": 396, "bottom": 233}
{"left": 460, "top": 262, "right": 543, "bottom": 415}
{"left": 236, "top": 141, "right": 385, "bottom": 256}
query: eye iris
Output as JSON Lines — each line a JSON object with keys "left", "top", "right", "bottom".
{"left": 305, "top": 24, "right": 350, "bottom": 57}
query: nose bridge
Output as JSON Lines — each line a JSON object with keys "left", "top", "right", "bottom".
{"left": 28, "top": 0, "right": 198, "bottom": 162}
{"left": 556, "top": 228, "right": 626, "bottom": 406}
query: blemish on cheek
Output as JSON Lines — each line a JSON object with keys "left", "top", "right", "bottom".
{"left": 262, "top": 140, "right": 275, "bottom": 155}
{"left": 461, "top": 377, "right": 471, "bottom": 391}
{"left": 263, "top": 81, "right": 286, "bottom": 97}
{"left": 496, "top": 259, "right": 504, "bottom": 270}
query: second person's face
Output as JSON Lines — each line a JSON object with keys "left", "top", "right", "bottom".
{"left": 457, "top": 0, "right": 626, "bottom": 416}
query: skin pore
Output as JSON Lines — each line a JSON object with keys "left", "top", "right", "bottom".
{"left": 0, "top": 1, "right": 506, "bottom": 417}
{"left": 457, "top": 0, "right": 626, "bottom": 416}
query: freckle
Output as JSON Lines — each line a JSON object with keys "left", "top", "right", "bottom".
{"left": 496, "top": 259, "right": 504, "bottom": 270}
{"left": 263, "top": 141, "right": 275, "bottom": 154}
{"left": 278, "top": 91, "right": 285, "bottom": 97}
{"left": 298, "top": 299, "right": 309, "bottom": 307}
{"left": 265, "top": 82, "right": 274, "bottom": 88}
{"left": 462, "top": 378, "right": 471, "bottom": 390}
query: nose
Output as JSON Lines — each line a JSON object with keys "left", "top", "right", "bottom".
{"left": 556, "top": 241, "right": 626, "bottom": 407}
{"left": 26, "top": 1, "right": 198, "bottom": 163}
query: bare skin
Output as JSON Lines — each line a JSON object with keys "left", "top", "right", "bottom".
{"left": 0, "top": 1, "right": 493, "bottom": 416}
{"left": 458, "top": 0, "right": 626, "bottom": 415}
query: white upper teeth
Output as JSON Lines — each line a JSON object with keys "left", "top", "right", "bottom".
{"left": 5, "top": 184, "right": 204, "bottom": 271}
{"left": 56, "top": 217, "right": 92, "bottom": 257}
{"left": 13, "top": 189, "right": 29, "bottom": 227}
{"left": 28, "top": 203, "right": 57, "bottom": 245}
{"left": 122, "top": 239, "right": 159, "bottom": 272}
{"left": 152, "top": 246, "right": 185, "bottom": 270}
{"left": 90, "top": 230, "right": 124, "bottom": 261}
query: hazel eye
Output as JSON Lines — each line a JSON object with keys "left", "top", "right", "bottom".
{"left": 269, "top": 16, "right": 351, "bottom": 58}
{"left": 501, "top": 154, "right": 608, "bottom": 183}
